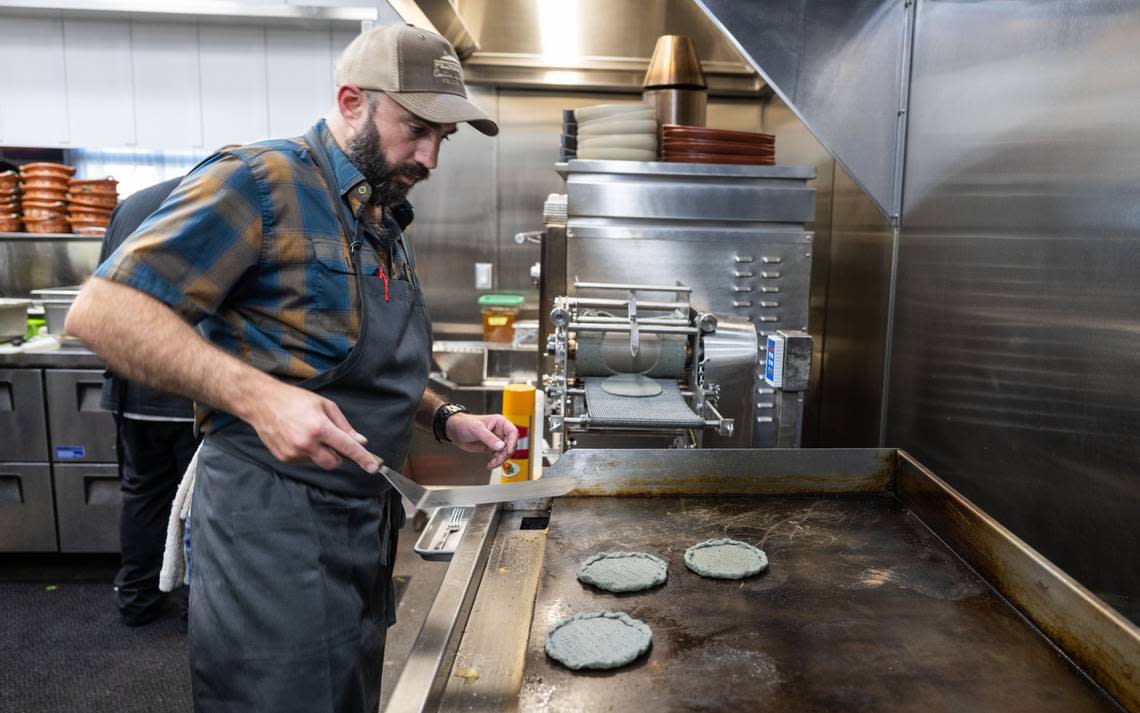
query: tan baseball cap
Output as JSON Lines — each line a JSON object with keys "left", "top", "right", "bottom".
{"left": 335, "top": 24, "right": 498, "bottom": 136}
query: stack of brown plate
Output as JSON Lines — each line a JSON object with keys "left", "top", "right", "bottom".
{"left": 661, "top": 125, "right": 776, "bottom": 166}
{"left": 67, "top": 176, "right": 118, "bottom": 235}
{"left": 20, "top": 162, "right": 74, "bottom": 233}
{"left": 0, "top": 170, "right": 21, "bottom": 232}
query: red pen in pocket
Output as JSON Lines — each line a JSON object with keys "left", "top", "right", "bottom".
{"left": 373, "top": 266, "right": 390, "bottom": 302}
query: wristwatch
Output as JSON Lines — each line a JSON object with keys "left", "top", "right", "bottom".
{"left": 433, "top": 403, "right": 468, "bottom": 443}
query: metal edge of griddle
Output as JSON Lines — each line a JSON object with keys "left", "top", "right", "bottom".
{"left": 894, "top": 451, "right": 1140, "bottom": 713}
{"left": 545, "top": 447, "right": 896, "bottom": 496}
{"left": 437, "top": 509, "right": 550, "bottom": 713}
{"left": 385, "top": 502, "right": 503, "bottom": 713}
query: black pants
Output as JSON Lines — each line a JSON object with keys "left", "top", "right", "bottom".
{"left": 113, "top": 417, "right": 199, "bottom": 622}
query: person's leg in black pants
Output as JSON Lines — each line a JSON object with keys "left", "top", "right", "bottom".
{"left": 113, "top": 418, "right": 199, "bottom": 625}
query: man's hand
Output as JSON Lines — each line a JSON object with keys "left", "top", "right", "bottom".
{"left": 445, "top": 413, "right": 519, "bottom": 469}
{"left": 246, "top": 382, "right": 381, "bottom": 473}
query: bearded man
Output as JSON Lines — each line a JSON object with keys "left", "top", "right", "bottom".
{"left": 66, "top": 24, "right": 516, "bottom": 713}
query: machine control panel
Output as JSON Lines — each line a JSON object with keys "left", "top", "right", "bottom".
{"left": 764, "top": 330, "right": 812, "bottom": 391}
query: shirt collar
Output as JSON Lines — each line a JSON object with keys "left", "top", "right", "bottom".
{"left": 312, "top": 118, "right": 415, "bottom": 228}
{"left": 314, "top": 118, "right": 369, "bottom": 199}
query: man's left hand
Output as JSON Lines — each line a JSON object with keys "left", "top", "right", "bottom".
{"left": 445, "top": 413, "right": 519, "bottom": 469}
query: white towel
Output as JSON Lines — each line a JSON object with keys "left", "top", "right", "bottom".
{"left": 159, "top": 442, "right": 201, "bottom": 593}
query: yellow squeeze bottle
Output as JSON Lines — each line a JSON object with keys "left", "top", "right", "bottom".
{"left": 500, "top": 384, "right": 535, "bottom": 482}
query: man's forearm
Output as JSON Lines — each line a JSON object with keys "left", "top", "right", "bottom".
{"left": 415, "top": 388, "right": 447, "bottom": 430}
{"left": 66, "top": 277, "right": 277, "bottom": 424}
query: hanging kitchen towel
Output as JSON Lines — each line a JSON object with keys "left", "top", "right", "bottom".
{"left": 159, "top": 442, "right": 201, "bottom": 592}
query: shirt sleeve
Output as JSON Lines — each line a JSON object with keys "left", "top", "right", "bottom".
{"left": 94, "top": 153, "right": 264, "bottom": 325}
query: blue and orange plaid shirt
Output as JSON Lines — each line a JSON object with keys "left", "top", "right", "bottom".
{"left": 95, "top": 119, "right": 416, "bottom": 431}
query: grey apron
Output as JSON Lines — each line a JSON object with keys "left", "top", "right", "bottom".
{"left": 187, "top": 126, "right": 431, "bottom": 713}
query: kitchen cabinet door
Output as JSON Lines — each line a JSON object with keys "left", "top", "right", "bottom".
{"left": 0, "top": 369, "right": 49, "bottom": 462}
{"left": 0, "top": 465, "right": 57, "bottom": 553}
{"left": 64, "top": 19, "right": 135, "bottom": 148}
{"left": 54, "top": 463, "right": 120, "bottom": 552}
{"left": 44, "top": 369, "right": 117, "bottom": 464}
{"left": 266, "top": 28, "right": 334, "bottom": 138}
{"left": 0, "top": 17, "right": 69, "bottom": 147}
{"left": 199, "top": 25, "right": 269, "bottom": 148}
{"left": 131, "top": 22, "right": 203, "bottom": 150}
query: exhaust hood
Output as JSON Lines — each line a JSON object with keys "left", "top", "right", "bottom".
{"left": 386, "top": 0, "right": 763, "bottom": 95}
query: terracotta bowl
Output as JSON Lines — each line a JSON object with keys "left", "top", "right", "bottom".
{"left": 68, "top": 192, "right": 118, "bottom": 208}
{"left": 0, "top": 201, "right": 20, "bottom": 212}
{"left": 67, "top": 211, "right": 111, "bottom": 223}
{"left": 661, "top": 137, "right": 775, "bottom": 157}
{"left": 22, "top": 189, "right": 68, "bottom": 203}
{"left": 21, "top": 199, "right": 66, "bottom": 209}
{"left": 662, "top": 152, "right": 776, "bottom": 166}
{"left": 23, "top": 217, "right": 70, "bottom": 234}
{"left": 21, "top": 162, "right": 75, "bottom": 176}
{"left": 69, "top": 177, "right": 118, "bottom": 194}
{"left": 71, "top": 225, "right": 107, "bottom": 236}
{"left": 0, "top": 171, "right": 19, "bottom": 191}
{"left": 661, "top": 124, "right": 776, "bottom": 145}
{"left": 0, "top": 218, "right": 24, "bottom": 233}
{"left": 66, "top": 203, "right": 112, "bottom": 215}
{"left": 24, "top": 205, "right": 68, "bottom": 221}
{"left": 0, "top": 186, "right": 22, "bottom": 198}
{"left": 22, "top": 176, "right": 70, "bottom": 190}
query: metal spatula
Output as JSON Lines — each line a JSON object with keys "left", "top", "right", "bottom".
{"left": 373, "top": 458, "right": 576, "bottom": 512}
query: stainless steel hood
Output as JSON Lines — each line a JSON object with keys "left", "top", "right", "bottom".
{"left": 386, "top": 0, "right": 764, "bottom": 95}
{"left": 693, "top": 0, "right": 912, "bottom": 219}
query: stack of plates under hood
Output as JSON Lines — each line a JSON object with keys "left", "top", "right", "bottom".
{"left": 573, "top": 104, "right": 658, "bottom": 161}
{"left": 661, "top": 125, "right": 775, "bottom": 165}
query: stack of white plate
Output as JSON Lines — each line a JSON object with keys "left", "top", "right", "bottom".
{"left": 573, "top": 104, "right": 658, "bottom": 161}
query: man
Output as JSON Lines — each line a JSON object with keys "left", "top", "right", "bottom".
{"left": 67, "top": 24, "right": 517, "bottom": 713}
{"left": 97, "top": 176, "right": 197, "bottom": 627}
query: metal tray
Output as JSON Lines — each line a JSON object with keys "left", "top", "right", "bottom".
{"left": 413, "top": 506, "right": 474, "bottom": 561}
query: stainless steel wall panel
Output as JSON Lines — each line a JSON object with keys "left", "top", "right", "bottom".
{"left": 818, "top": 167, "right": 894, "bottom": 448}
{"left": 695, "top": 0, "right": 907, "bottom": 217}
{"left": 53, "top": 462, "right": 121, "bottom": 552}
{"left": 891, "top": 0, "right": 1140, "bottom": 623}
{"left": 496, "top": 91, "right": 598, "bottom": 299}
{"left": 0, "top": 369, "right": 49, "bottom": 462}
{"left": 405, "top": 85, "right": 499, "bottom": 328}
{"left": 0, "top": 464, "right": 57, "bottom": 552}
{"left": 44, "top": 369, "right": 117, "bottom": 463}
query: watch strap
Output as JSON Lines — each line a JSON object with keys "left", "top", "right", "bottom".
{"left": 433, "top": 403, "right": 468, "bottom": 443}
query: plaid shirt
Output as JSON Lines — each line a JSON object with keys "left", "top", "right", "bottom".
{"left": 95, "top": 120, "right": 416, "bottom": 431}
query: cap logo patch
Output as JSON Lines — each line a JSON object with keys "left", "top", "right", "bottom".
{"left": 432, "top": 55, "right": 463, "bottom": 86}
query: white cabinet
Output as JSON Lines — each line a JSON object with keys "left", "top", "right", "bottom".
{"left": 199, "top": 25, "right": 270, "bottom": 148}
{"left": 266, "top": 28, "right": 333, "bottom": 138}
{"left": 0, "top": 13, "right": 357, "bottom": 150}
{"left": 0, "top": 17, "right": 69, "bottom": 146}
{"left": 63, "top": 19, "right": 136, "bottom": 148}
{"left": 131, "top": 22, "right": 204, "bottom": 150}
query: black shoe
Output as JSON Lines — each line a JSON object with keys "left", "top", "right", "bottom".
{"left": 118, "top": 597, "right": 167, "bottom": 627}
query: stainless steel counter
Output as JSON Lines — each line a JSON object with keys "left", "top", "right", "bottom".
{"left": 0, "top": 346, "right": 104, "bottom": 369}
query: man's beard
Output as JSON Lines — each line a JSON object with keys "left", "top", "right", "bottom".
{"left": 345, "top": 112, "right": 429, "bottom": 207}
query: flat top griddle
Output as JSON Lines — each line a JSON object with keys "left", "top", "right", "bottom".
{"left": 520, "top": 494, "right": 1120, "bottom": 712}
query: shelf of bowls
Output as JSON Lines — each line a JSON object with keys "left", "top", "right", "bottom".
{"left": 0, "top": 162, "right": 118, "bottom": 236}
{"left": 559, "top": 35, "right": 777, "bottom": 166}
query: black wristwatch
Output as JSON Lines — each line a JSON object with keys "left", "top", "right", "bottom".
{"left": 433, "top": 403, "right": 468, "bottom": 443}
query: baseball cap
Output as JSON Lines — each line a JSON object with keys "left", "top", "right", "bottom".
{"left": 335, "top": 24, "right": 498, "bottom": 136}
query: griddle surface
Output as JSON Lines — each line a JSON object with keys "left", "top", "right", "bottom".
{"left": 520, "top": 495, "right": 1120, "bottom": 712}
